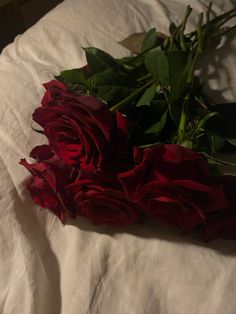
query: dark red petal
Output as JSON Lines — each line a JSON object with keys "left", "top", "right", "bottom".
{"left": 27, "top": 176, "right": 65, "bottom": 223}
{"left": 32, "top": 106, "right": 65, "bottom": 127}
{"left": 116, "top": 111, "right": 129, "bottom": 136}
{"left": 162, "top": 144, "right": 202, "bottom": 163}
{"left": 30, "top": 145, "right": 54, "bottom": 161}
{"left": 133, "top": 146, "right": 144, "bottom": 164}
{"left": 41, "top": 80, "right": 67, "bottom": 107}
{"left": 77, "top": 96, "right": 113, "bottom": 140}
{"left": 20, "top": 158, "right": 47, "bottom": 175}
{"left": 43, "top": 80, "right": 67, "bottom": 91}
{"left": 118, "top": 166, "right": 145, "bottom": 199}
{"left": 146, "top": 197, "right": 204, "bottom": 232}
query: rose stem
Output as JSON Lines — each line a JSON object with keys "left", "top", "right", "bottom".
{"left": 180, "top": 5, "right": 193, "bottom": 51}
{"left": 109, "top": 79, "right": 154, "bottom": 113}
{"left": 177, "top": 13, "right": 204, "bottom": 144}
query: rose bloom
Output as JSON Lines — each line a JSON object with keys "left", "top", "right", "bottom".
{"left": 66, "top": 171, "right": 140, "bottom": 225}
{"left": 33, "top": 80, "right": 129, "bottom": 172}
{"left": 118, "top": 144, "right": 230, "bottom": 236}
{"left": 20, "top": 145, "right": 78, "bottom": 223}
{"left": 21, "top": 145, "right": 140, "bottom": 225}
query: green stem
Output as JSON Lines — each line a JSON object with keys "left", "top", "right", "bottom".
{"left": 188, "top": 8, "right": 236, "bottom": 39}
{"left": 205, "top": 2, "right": 212, "bottom": 23}
{"left": 137, "top": 73, "right": 151, "bottom": 82}
{"left": 211, "top": 24, "right": 236, "bottom": 42}
{"left": 180, "top": 5, "right": 193, "bottom": 51}
{"left": 187, "top": 13, "right": 204, "bottom": 85}
{"left": 187, "top": 51, "right": 201, "bottom": 85}
{"left": 177, "top": 98, "right": 188, "bottom": 142}
{"left": 204, "top": 8, "right": 236, "bottom": 30}
{"left": 163, "top": 90, "right": 173, "bottom": 120}
{"left": 177, "top": 14, "right": 204, "bottom": 144}
{"left": 217, "top": 11, "right": 236, "bottom": 29}
{"left": 109, "top": 79, "right": 154, "bottom": 113}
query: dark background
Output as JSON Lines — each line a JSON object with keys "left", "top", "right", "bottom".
{"left": 0, "top": 0, "right": 63, "bottom": 52}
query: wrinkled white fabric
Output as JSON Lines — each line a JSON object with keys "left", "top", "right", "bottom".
{"left": 1, "top": 0, "right": 236, "bottom": 313}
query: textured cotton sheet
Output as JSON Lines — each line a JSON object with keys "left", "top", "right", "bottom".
{"left": 1, "top": 0, "right": 236, "bottom": 313}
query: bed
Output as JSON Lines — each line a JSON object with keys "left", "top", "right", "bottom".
{"left": 1, "top": 0, "right": 236, "bottom": 313}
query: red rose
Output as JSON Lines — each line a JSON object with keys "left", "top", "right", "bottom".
{"left": 33, "top": 80, "right": 129, "bottom": 172}
{"left": 41, "top": 80, "right": 67, "bottom": 107}
{"left": 20, "top": 145, "right": 78, "bottom": 223}
{"left": 118, "top": 144, "right": 228, "bottom": 234}
{"left": 66, "top": 171, "right": 140, "bottom": 225}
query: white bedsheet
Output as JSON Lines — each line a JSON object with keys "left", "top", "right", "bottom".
{"left": 1, "top": 0, "right": 236, "bottom": 313}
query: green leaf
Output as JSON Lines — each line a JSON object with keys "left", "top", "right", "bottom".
{"left": 83, "top": 47, "right": 123, "bottom": 74}
{"left": 121, "top": 53, "right": 145, "bottom": 68}
{"left": 137, "top": 83, "right": 157, "bottom": 107}
{"left": 89, "top": 69, "right": 134, "bottom": 104}
{"left": 150, "top": 99, "right": 168, "bottom": 116}
{"left": 167, "top": 54, "right": 191, "bottom": 114}
{"left": 119, "top": 32, "right": 146, "bottom": 54}
{"left": 128, "top": 63, "right": 148, "bottom": 82}
{"left": 141, "top": 28, "right": 157, "bottom": 52}
{"left": 55, "top": 68, "right": 90, "bottom": 88}
{"left": 144, "top": 110, "right": 168, "bottom": 135}
{"left": 168, "top": 51, "right": 189, "bottom": 94}
{"left": 144, "top": 48, "right": 169, "bottom": 84}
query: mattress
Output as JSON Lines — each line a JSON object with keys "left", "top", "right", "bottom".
{"left": 1, "top": 0, "right": 236, "bottom": 313}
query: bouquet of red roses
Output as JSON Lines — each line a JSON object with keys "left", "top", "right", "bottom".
{"left": 21, "top": 4, "right": 236, "bottom": 241}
